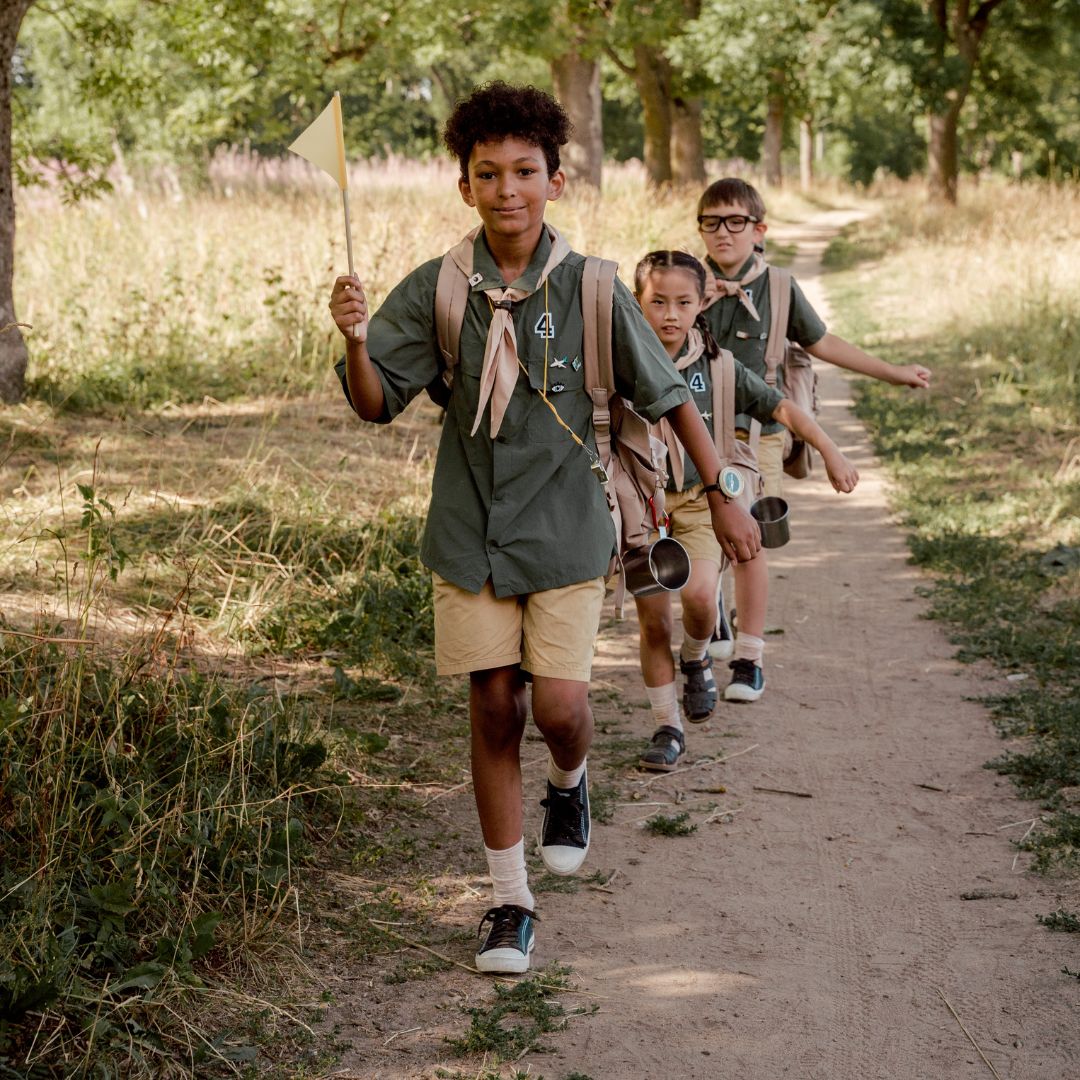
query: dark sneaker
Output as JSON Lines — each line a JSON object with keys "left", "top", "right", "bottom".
{"left": 639, "top": 725, "right": 686, "bottom": 772}
{"left": 707, "top": 584, "right": 734, "bottom": 661}
{"left": 680, "top": 655, "right": 717, "bottom": 722}
{"left": 475, "top": 904, "right": 537, "bottom": 974}
{"left": 539, "top": 769, "right": 590, "bottom": 875}
{"left": 724, "top": 658, "right": 765, "bottom": 702}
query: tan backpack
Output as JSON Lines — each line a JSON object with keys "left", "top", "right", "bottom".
{"left": 432, "top": 250, "right": 669, "bottom": 585}
{"left": 753, "top": 265, "right": 819, "bottom": 479}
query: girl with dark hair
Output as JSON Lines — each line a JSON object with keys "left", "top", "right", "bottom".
{"left": 632, "top": 251, "right": 859, "bottom": 770}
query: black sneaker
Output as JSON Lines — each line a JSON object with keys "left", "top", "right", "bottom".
{"left": 475, "top": 904, "right": 537, "bottom": 974}
{"left": 639, "top": 725, "right": 686, "bottom": 772}
{"left": 539, "top": 768, "right": 590, "bottom": 875}
{"left": 707, "top": 583, "right": 734, "bottom": 661}
{"left": 724, "top": 658, "right": 765, "bottom": 702}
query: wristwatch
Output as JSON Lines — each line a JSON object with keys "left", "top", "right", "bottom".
{"left": 702, "top": 466, "right": 744, "bottom": 501}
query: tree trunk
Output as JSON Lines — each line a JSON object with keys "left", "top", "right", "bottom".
{"left": 671, "top": 93, "right": 705, "bottom": 186}
{"left": 633, "top": 44, "right": 672, "bottom": 187}
{"left": 551, "top": 51, "right": 603, "bottom": 190}
{"left": 762, "top": 71, "right": 784, "bottom": 188}
{"left": 799, "top": 115, "right": 813, "bottom": 191}
{"left": 0, "top": 1, "right": 32, "bottom": 404}
{"left": 927, "top": 102, "right": 962, "bottom": 204}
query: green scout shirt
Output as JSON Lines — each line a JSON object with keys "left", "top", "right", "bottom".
{"left": 338, "top": 228, "right": 690, "bottom": 597}
{"left": 701, "top": 254, "right": 826, "bottom": 435}
{"left": 668, "top": 340, "right": 784, "bottom": 492}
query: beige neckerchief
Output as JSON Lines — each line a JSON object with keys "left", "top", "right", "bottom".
{"left": 658, "top": 328, "right": 708, "bottom": 491}
{"left": 703, "top": 252, "right": 766, "bottom": 321}
{"left": 446, "top": 223, "right": 572, "bottom": 438}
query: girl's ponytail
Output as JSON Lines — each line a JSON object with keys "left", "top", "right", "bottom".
{"left": 694, "top": 313, "right": 721, "bottom": 361}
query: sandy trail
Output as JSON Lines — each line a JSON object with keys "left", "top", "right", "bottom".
{"left": 332, "top": 210, "right": 1078, "bottom": 1079}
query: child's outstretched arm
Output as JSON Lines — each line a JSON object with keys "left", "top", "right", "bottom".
{"left": 329, "top": 274, "right": 385, "bottom": 421}
{"left": 665, "top": 401, "right": 762, "bottom": 565}
{"left": 772, "top": 399, "right": 859, "bottom": 493}
{"left": 806, "top": 333, "right": 930, "bottom": 389}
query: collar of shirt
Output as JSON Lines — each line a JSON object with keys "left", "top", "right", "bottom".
{"left": 469, "top": 226, "right": 555, "bottom": 294}
{"left": 707, "top": 252, "right": 766, "bottom": 285}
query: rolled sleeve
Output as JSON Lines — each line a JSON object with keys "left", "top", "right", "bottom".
{"left": 789, "top": 278, "right": 827, "bottom": 348}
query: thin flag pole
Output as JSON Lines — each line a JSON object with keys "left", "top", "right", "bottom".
{"left": 331, "top": 92, "right": 360, "bottom": 338}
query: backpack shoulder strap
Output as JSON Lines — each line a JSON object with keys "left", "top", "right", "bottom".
{"left": 434, "top": 250, "right": 469, "bottom": 372}
{"left": 710, "top": 347, "right": 737, "bottom": 465}
{"left": 763, "top": 265, "right": 792, "bottom": 387}
{"left": 581, "top": 255, "right": 619, "bottom": 465}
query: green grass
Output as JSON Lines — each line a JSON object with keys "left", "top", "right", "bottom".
{"left": 643, "top": 811, "right": 697, "bottom": 836}
{"left": 445, "top": 964, "right": 594, "bottom": 1062}
{"left": 824, "top": 186, "right": 1080, "bottom": 903}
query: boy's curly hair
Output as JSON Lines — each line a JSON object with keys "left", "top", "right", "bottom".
{"left": 443, "top": 82, "right": 572, "bottom": 179}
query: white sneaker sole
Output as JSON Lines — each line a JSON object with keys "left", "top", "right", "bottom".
{"left": 707, "top": 638, "right": 735, "bottom": 661}
{"left": 540, "top": 839, "right": 589, "bottom": 875}
{"left": 724, "top": 681, "right": 764, "bottom": 703}
{"left": 475, "top": 937, "right": 535, "bottom": 974}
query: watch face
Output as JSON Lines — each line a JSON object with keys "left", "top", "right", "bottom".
{"left": 720, "top": 466, "right": 744, "bottom": 499}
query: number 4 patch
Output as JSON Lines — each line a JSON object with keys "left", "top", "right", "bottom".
{"left": 689, "top": 371, "right": 706, "bottom": 393}
{"left": 534, "top": 312, "right": 555, "bottom": 339}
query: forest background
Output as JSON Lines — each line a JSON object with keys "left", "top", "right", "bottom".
{"left": 2, "top": 1, "right": 1079, "bottom": 1077}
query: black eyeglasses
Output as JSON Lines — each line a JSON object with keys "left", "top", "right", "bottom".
{"left": 697, "top": 214, "right": 759, "bottom": 234}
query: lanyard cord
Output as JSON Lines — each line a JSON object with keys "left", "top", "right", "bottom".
{"left": 486, "top": 281, "right": 602, "bottom": 468}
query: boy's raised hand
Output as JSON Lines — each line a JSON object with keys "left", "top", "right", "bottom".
{"left": 889, "top": 362, "right": 931, "bottom": 389}
{"left": 822, "top": 449, "right": 859, "bottom": 493}
{"left": 329, "top": 275, "right": 369, "bottom": 343}
{"left": 708, "top": 498, "right": 762, "bottom": 565}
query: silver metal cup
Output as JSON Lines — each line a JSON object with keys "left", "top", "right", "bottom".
{"left": 622, "top": 537, "right": 692, "bottom": 596}
{"left": 750, "top": 496, "right": 790, "bottom": 549}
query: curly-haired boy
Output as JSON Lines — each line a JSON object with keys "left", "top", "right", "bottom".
{"left": 329, "top": 83, "right": 761, "bottom": 974}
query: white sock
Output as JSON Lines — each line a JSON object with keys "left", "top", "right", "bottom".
{"left": 733, "top": 633, "right": 765, "bottom": 665}
{"left": 548, "top": 754, "right": 586, "bottom": 790}
{"left": 680, "top": 631, "right": 712, "bottom": 663}
{"left": 646, "top": 681, "right": 683, "bottom": 732}
{"left": 485, "top": 839, "right": 535, "bottom": 911}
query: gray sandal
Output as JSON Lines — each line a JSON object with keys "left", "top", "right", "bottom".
{"left": 680, "top": 656, "right": 717, "bottom": 722}
{"left": 639, "top": 725, "right": 686, "bottom": 772}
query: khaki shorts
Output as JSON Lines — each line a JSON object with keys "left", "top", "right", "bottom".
{"left": 432, "top": 573, "right": 606, "bottom": 682}
{"left": 738, "top": 429, "right": 786, "bottom": 499}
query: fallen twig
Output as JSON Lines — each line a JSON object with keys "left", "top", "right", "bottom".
{"left": 636, "top": 743, "right": 759, "bottom": 790}
{"left": 423, "top": 753, "right": 548, "bottom": 806}
{"left": 960, "top": 889, "right": 1019, "bottom": 901}
{"left": 753, "top": 785, "right": 813, "bottom": 799}
{"left": 935, "top": 988, "right": 1003, "bottom": 1080}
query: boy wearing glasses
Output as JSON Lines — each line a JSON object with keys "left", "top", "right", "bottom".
{"left": 695, "top": 177, "right": 930, "bottom": 701}
{"left": 329, "top": 86, "right": 761, "bottom": 975}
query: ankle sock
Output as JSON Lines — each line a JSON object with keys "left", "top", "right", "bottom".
{"left": 733, "top": 633, "right": 765, "bottom": 666}
{"left": 679, "top": 631, "right": 712, "bottom": 663}
{"left": 646, "top": 681, "right": 683, "bottom": 732}
{"left": 485, "top": 839, "right": 535, "bottom": 911}
{"left": 547, "top": 755, "right": 586, "bottom": 790}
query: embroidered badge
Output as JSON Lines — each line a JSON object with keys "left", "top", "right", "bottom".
{"left": 534, "top": 312, "right": 555, "bottom": 339}
{"left": 550, "top": 357, "right": 568, "bottom": 369}
{"left": 550, "top": 383, "right": 566, "bottom": 393}
{"left": 689, "top": 372, "right": 706, "bottom": 393}
{"left": 700, "top": 411, "right": 712, "bottom": 421}
{"left": 571, "top": 356, "right": 582, "bottom": 372}
{"left": 468, "top": 272, "right": 483, "bottom": 287}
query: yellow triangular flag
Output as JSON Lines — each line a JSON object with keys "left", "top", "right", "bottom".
{"left": 289, "top": 92, "right": 348, "bottom": 189}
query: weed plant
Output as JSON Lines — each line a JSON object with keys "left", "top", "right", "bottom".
{"left": 0, "top": 628, "right": 333, "bottom": 1076}
{"left": 644, "top": 812, "right": 697, "bottom": 837}
{"left": 824, "top": 179, "right": 1080, "bottom": 895}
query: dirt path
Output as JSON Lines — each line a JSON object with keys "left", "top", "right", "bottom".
{"left": 330, "top": 210, "right": 1079, "bottom": 1079}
